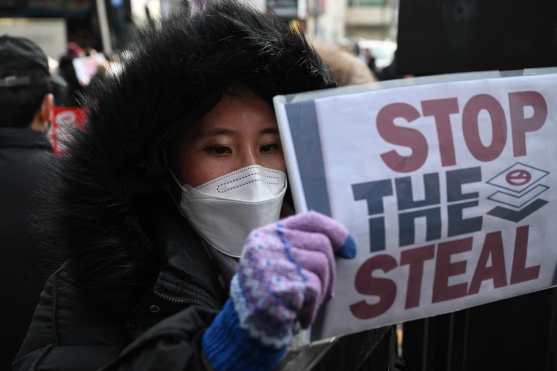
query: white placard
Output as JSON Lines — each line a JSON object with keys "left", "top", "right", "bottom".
{"left": 274, "top": 72, "right": 557, "bottom": 341}
{"left": 72, "top": 54, "right": 107, "bottom": 86}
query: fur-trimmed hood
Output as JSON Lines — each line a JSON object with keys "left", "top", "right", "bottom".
{"left": 47, "top": 1, "right": 334, "bottom": 317}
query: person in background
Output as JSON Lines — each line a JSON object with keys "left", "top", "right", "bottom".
{"left": 57, "top": 42, "right": 86, "bottom": 106}
{"left": 0, "top": 35, "right": 56, "bottom": 370}
{"left": 313, "top": 40, "right": 376, "bottom": 86}
{"left": 13, "top": 2, "right": 394, "bottom": 371}
{"left": 375, "top": 49, "right": 404, "bottom": 81}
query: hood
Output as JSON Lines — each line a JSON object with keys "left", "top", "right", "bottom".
{"left": 47, "top": 1, "right": 335, "bottom": 317}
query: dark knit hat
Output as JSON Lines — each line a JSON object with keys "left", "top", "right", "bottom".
{"left": 0, "top": 35, "right": 50, "bottom": 88}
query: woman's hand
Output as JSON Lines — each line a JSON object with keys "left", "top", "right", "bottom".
{"left": 202, "top": 211, "right": 356, "bottom": 371}
{"left": 231, "top": 211, "right": 357, "bottom": 348}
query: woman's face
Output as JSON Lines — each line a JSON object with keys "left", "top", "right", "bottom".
{"left": 175, "top": 92, "right": 286, "bottom": 187}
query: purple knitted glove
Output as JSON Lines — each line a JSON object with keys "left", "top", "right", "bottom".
{"left": 230, "top": 211, "right": 357, "bottom": 348}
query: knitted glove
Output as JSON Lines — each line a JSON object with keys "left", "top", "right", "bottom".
{"left": 202, "top": 211, "right": 356, "bottom": 371}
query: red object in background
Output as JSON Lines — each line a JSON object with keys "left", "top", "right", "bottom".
{"left": 49, "top": 106, "right": 88, "bottom": 155}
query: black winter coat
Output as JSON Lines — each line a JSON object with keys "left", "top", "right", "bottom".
{"left": 0, "top": 128, "right": 53, "bottom": 369}
{"left": 14, "top": 198, "right": 227, "bottom": 371}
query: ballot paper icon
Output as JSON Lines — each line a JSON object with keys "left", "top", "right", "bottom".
{"left": 486, "top": 163, "right": 549, "bottom": 222}
{"left": 488, "top": 184, "right": 549, "bottom": 209}
{"left": 486, "top": 162, "right": 549, "bottom": 193}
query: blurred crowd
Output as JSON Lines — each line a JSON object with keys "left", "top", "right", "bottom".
{"left": 50, "top": 41, "right": 120, "bottom": 107}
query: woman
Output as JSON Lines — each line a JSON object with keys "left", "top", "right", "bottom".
{"left": 14, "top": 2, "right": 361, "bottom": 371}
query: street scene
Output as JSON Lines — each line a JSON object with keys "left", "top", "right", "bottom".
{"left": 1, "top": 1, "right": 557, "bottom": 371}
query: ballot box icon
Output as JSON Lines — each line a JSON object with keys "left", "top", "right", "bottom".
{"left": 486, "top": 163, "right": 550, "bottom": 222}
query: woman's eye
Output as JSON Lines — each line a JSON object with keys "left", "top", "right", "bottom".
{"left": 205, "top": 145, "right": 232, "bottom": 155}
{"left": 260, "top": 143, "right": 281, "bottom": 153}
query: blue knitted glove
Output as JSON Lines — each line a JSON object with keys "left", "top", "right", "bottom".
{"left": 202, "top": 212, "right": 356, "bottom": 371}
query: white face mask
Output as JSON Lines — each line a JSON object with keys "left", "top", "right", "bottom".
{"left": 172, "top": 165, "right": 287, "bottom": 258}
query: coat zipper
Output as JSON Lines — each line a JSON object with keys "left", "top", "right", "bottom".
{"left": 153, "top": 289, "right": 195, "bottom": 304}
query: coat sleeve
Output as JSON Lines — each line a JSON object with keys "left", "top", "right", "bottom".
{"left": 13, "top": 271, "right": 218, "bottom": 371}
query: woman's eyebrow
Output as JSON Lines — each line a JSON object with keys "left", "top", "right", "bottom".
{"left": 200, "top": 128, "right": 237, "bottom": 137}
{"left": 260, "top": 128, "right": 279, "bottom": 135}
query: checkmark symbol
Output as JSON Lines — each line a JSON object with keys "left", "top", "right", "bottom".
{"left": 487, "top": 199, "right": 548, "bottom": 222}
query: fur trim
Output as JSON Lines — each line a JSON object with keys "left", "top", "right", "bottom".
{"left": 48, "top": 1, "right": 334, "bottom": 317}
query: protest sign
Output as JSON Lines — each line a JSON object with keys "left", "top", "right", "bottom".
{"left": 274, "top": 71, "right": 557, "bottom": 342}
{"left": 49, "top": 106, "right": 87, "bottom": 155}
{"left": 73, "top": 53, "right": 106, "bottom": 86}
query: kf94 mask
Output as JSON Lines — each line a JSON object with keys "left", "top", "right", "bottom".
{"left": 172, "top": 165, "right": 287, "bottom": 258}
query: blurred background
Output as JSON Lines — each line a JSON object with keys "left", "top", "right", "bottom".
{"left": 0, "top": 0, "right": 401, "bottom": 89}
{"left": 2, "top": 0, "right": 556, "bottom": 92}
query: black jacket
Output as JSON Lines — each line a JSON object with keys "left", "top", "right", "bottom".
{"left": 14, "top": 197, "right": 227, "bottom": 371}
{"left": 0, "top": 127, "right": 53, "bottom": 369}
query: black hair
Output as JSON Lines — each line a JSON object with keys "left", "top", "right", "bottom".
{"left": 0, "top": 71, "right": 51, "bottom": 128}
